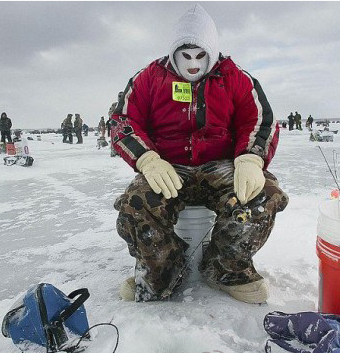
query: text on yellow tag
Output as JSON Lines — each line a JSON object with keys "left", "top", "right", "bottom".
{"left": 172, "top": 82, "right": 192, "bottom": 102}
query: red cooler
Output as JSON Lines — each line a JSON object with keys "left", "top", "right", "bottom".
{"left": 6, "top": 143, "right": 16, "bottom": 155}
{"left": 316, "top": 199, "right": 340, "bottom": 314}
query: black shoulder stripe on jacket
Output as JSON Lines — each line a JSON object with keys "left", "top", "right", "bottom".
{"left": 243, "top": 71, "right": 275, "bottom": 157}
{"left": 113, "top": 68, "right": 145, "bottom": 116}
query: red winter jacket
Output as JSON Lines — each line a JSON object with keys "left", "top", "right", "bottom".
{"left": 110, "top": 55, "right": 279, "bottom": 170}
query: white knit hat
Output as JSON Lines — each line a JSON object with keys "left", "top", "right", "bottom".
{"left": 169, "top": 4, "right": 219, "bottom": 76}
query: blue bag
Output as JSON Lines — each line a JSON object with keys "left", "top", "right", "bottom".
{"left": 2, "top": 283, "right": 90, "bottom": 352}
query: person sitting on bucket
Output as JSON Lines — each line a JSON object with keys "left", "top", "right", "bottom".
{"left": 111, "top": 4, "right": 289, "bottom": 303}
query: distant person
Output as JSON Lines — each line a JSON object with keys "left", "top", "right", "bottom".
{"left": 287, "top": 112, "right": 294, "bottom": 131}
{"left": 74, "top": 114, "right": 83, "bottom": 144}
{"left": 98, "top": 116, "right": 106, "bottom": 138}
{"left": 108, "top": 91, "right": 124, "bottom": 119}
{"left": 108, "top": 92, "right": 124, "bottom": 157}
{"left": 96, "top": 117, "right": 109, "bottom": 149}
{"left": 306, "top": 115, "right": 314, "bottom": 129}
{"left": 107, "top": 91, "right": 124, "bottom": 141}
{"left": 61, "top": 114, "right": 73, "bottom": 144}
{"left": 106, "top": 118, "right": 111, "bottom": 138}
{"left": 106, "top": 116, "right": 119, "bottom": 156}
{"left": 82, "top": 123, "right": 89, "bottom": 136}
{"left": 13, "top": 130, "right": 22, "bottom": 142}
{"left": 294, "top": 111, "right": 302, "bottom": 130}
{"left": 0, "top": 112, "right": 12, "bottom": 143}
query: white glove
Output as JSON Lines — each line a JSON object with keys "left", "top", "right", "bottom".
{"left": 136, "top": 151, "right": 182, "bottom": 199}
{"left": 234, "top": 154, "right": 265, "bottom": 205}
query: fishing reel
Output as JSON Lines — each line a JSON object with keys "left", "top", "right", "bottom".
{"left": 225, "top": 194, "right": 252, "bottom": 223}
{"left": 232, "top": 207, "right": 252, "bottom": 223}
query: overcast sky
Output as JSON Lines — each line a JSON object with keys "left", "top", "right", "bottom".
{"left": 1, "top": 1, "right": 340, "bottom": 129}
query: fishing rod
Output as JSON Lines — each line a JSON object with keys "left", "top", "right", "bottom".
{"left": 317, "top": 146, "right": 340, "bottom": 191}
{"left": 333, "top": 150, "right": 339, "bottom": 181}
{"left": 318, "top": 146, "right": 340, "bottom": 218}
{"left": 161, "top": 194, "right": 252, "bottom": 299}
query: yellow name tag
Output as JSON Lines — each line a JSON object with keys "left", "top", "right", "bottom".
{"left": 172, "top": 82, "right": 192, "bottom": 102}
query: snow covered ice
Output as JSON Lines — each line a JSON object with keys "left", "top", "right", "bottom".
{"left": 1, "top": 126, "right": 340, "bottom": 353}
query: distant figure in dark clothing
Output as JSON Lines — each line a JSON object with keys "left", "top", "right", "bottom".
{"left": 306, "top": 115, "right": 314, "bottom": 129}
{"left": 0, "top": 112, "right": 12, "bottom": 143}
{"left": 74, "top": 114, "right": 83, "bottom": 144}
{"left": 281, "top": 121, "right": 287, "bottom": 129}
{"left": 108, "top": 91, "right": 124, "bottom": 119}
{"left": 61, "top": 114, "right": 73, "bottom": 144}
{"left": 82, "top": 123, "right": 89, "bottom": 136}
{"left": 106, "top": 118, "right": 111, "bottom": 137}
{"left": 108, "top": 91, "right": 124, "bottom": 157}
{"left": 294, "top": 111, "right": 302, "bottom": 130}
{"left": 287, "top": 112, "right": 294, "bottom": 131}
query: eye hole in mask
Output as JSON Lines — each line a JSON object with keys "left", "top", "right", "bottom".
{"left": 196, "top": 51, "right": 206, "bottom": 59}
{"left": 181, "top": 51, "right": 207, "bottom": 60}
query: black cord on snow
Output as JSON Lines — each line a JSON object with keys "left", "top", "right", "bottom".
{"left": 66, "top": 323, "right": 119, "bottom": 353}
{"left": 18, "top": 323, "right": 120, "bottom": 353}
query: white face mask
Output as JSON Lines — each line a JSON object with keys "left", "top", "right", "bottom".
{"left": 174, "top": 47, "right": 209, "bottom": 82}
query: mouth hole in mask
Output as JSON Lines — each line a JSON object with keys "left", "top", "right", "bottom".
{"left": 188, "top": 68, "right": 200, "bottom": 74}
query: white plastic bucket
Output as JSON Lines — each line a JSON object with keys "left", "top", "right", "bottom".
{"left": 317, "top": 199, "right": 340, "bottom": 246}
{"left": 175, "top": 206, "right": 216, "bottom": 282}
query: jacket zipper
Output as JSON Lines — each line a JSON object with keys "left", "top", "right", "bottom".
{"left": 188, "top": 82, "right": 194, "bottom": 121}
{"left": 189, "top": 82, "right": 197, "bottom": 161}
